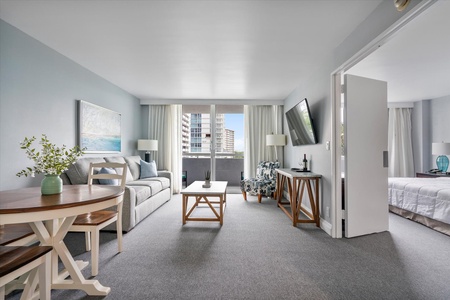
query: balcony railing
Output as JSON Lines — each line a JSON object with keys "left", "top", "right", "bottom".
{"left": 182, "top": 152, "right": 243, "bottom": 188}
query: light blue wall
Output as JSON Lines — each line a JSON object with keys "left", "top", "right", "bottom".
{"left": 283, "top": 59, "right": 332, "bottom": 220}
{"left": 412, "top": 96, "right": 450, "bottom": 173}
{"left": 0, "top": 19, "right": 142, "bottom": 190}
{"left": 412, "top": 100, "right": 431, "bottom": 173}
{"left": 430, "top": 96, "right": 450, "bottom": 169}
{"left": 283, "top": 0, "right": 422, "bottom": 223}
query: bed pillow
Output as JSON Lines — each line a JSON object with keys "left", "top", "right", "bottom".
{"left": 140, "top": 160, "right": 158, "bottom": 179}
{"left": 98, "top": 167, "right": 119, "bottom": 185}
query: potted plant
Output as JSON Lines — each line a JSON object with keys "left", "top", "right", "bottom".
{"left": 202, "top": 170, "right": 211, "bottom": 188}
{"left": 16, "top": 134, "right": 85, "bottom": 195}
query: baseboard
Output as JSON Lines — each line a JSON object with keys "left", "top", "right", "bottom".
{"left": 320, "top": 218, "right": 332, "bottom": 236}
{"left": 282, "top": 190, "right": 332, "bottom": 236}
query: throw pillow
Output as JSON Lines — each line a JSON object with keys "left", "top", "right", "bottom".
{"left": 98, "top": 167, "right": 119, "bottom": 185}
{"left": 140, "top": 160, "right": 158, "bottom": 179}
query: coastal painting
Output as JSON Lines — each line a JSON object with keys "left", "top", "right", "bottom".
{"left": 78, "top": 100, "right": 121, "bottom": 153}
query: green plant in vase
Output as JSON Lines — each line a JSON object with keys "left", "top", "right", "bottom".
{"left": 17, "top": 134, "right": 85, "bottom": 195}
{"left": 203, "top": 170, "right": 211, "bottom": 188}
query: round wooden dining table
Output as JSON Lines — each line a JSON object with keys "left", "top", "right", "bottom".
{"left": 0, "top": 185, "right": 124, "bottom": 296}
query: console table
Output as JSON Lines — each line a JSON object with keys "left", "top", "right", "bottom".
{"left": 275, "top": 168, "right": 321, "bottom": 227}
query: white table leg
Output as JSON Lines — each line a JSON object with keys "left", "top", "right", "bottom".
{"left": 29, "top": 217, "right": 111, "bottom": 296}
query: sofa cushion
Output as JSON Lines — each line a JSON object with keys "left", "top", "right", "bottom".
{"left": 65, "top": 157, "right": 106, "bottom": 185}
{"left": 60, "top": 172, "right": 71, "bottom": 185}
{"left": 104, "top": 156, "right": 133, "bottom": 183}
{"left": 124, "top": 156, "right": 141, "bottom": 181}
{"left": 148, "top": 177, "right": 170, "bottom": 190}
{"left": 140, "top": 160, "right": 158, "bottom": 178}
{"left": 128, "top": 179, "right": 167, "bottom": 194}
{"left": 127, "top": 186, "right": 151, "bottom": 206}
{"left": 98, "top": 167, "right": 119, "bottom": 185}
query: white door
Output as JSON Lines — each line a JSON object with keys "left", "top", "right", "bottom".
{"left": 344, "top": 74, "right": 389, "bottom": 238}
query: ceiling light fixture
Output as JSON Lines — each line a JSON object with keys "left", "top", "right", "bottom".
{"left": 394, "top": 0, "right": 410, "bottom": 12}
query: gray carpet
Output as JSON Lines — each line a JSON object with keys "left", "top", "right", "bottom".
{"left": 7, "top": 194, "right": 450, "bottom": 299}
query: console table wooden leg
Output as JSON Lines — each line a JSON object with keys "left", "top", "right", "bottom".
{"left": 291, "top": 178, "right": 297, "bottom": 226}
{"left": 306, "top": 180, "right": 316, "bottom": 224}
{"left": 296, "top": 180, "right": 305, "bottom": 217}
{"left": 277, "top": 174, "right": 286, "bottom": 204}
{"left": 315, "top": 178, "right": 320, "bottom": 227}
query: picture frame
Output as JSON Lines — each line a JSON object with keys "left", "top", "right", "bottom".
{"left": 77, "top": 100, "right": 121, "bottom": 153}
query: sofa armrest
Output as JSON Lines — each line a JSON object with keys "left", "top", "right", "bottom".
{"left": 157, "top": 171, "right": 173, "bottom": 195}
{"left": 122, "top": 186, "right": 137, "bottom": 231}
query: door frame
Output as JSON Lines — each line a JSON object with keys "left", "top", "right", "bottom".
{"left": 330, "top": 0, "right": 436, "bottom": 238}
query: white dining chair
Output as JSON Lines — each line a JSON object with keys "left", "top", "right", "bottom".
{"left": 69, "top": 162, "right": 127, "bottom": 276}
{"left": 0, "top": 245, "right": 52, "bottom": 300}
{"left": 0, "top": 224, "right": 40, "bottom": 297}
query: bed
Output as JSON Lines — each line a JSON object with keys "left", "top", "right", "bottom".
{"left": 388, "top": 177, "right": 450, "bottom": 236}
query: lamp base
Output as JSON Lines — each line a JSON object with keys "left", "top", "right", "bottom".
{"left": 145, "top": 152, "right": 151, "bottom": 163}
{"left": 436, "top": 155, "right": 449, "bottom": 173}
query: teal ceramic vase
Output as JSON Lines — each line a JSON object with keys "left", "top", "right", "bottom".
{"left": 41, "top": 174, "right": 63, "bottom": 195}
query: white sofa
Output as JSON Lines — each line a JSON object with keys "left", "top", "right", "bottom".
{"left": 61, "top": 155, "right": 172, "bottom": 232}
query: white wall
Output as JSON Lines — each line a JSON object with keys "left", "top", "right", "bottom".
{"left": 283, "top": 0, "right": 423, "bottom": 225}
{"left": 0, "top": 20, "right": 142, "bottom": 190}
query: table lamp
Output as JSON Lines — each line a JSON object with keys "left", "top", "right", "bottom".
{"left": 266, "top": 134, "right": 286, "bottom": 162}
{"left": 138, "top": 139, "right": 158, "bottom": 162}
{"left": 432, "top": 142, "right": 450, "bottom": 172}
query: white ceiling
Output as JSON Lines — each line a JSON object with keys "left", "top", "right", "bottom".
{"left": 347, "top": 0, "right": 450, "bottom": 103}
{"left": 0, "top": 0, "right": 383, "bottom": 101}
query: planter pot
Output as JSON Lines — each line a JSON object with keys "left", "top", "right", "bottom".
{"left": 202, "top": 180, "right": 211, "bottom": 188}
{"left": 41, "top": 174, "right": 63, "bottom": 195}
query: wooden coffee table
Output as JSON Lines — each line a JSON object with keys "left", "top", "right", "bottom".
{"left": 181, "top": 181, "right": 228, "bottom": 225}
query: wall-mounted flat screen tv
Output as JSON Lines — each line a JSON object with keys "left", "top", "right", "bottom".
{"left": 285, "top": 98, "right": 317, "bottom": 146}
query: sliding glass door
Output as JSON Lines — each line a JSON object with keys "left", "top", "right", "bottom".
{"left": 215, "top": 105, "right": 244, "bottom": 188}
{"left": 181, "top": 105, "right": 244, "bottom": 188}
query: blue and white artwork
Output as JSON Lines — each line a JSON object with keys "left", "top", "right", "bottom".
{"left": 78, "top": 100, "right": 121, "bottom": 153}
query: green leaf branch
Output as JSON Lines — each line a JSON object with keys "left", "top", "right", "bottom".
{"left": 16, "top": 134, "right": 85, "bottom": 177}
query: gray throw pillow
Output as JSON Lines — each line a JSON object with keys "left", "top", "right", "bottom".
{"left": 140, "top": 160, "right": 158, "bottom": 178}
{"left": 98, "top": 167, "right": 119, "bottom": 185}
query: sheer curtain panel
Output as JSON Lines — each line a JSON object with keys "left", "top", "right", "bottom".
{"left": 244, "top": 105, "right": 284, "bottom": 178}
{"left": 148, "top": 105, "right": 182, "bottom": 193}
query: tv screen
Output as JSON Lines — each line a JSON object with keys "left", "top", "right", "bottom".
{"left": 285, "top": 98, "right": 317, "bottom": 146}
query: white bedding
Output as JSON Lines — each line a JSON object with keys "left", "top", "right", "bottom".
{"left": 388, "top": 177, "right": 450, "bottom": 225}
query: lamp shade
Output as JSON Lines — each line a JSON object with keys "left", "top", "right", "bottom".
{"left": 266, "top": 134, "right": 286, "bottom": 146}
{"left": 137, "top": 139, "right": 158, "bottom": 151}
{"left": 432, "top": 142, "right": 450, "bottom": 155}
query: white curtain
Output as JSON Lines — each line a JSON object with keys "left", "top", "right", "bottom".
{"left": 388, "top": 107, "right": 414, "bottom": 177}
{"left": 148, "top": 105, "right": 182, "bottom": 193}
{"left": 244, "top": 105, "right": 284, "bottom": 178}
